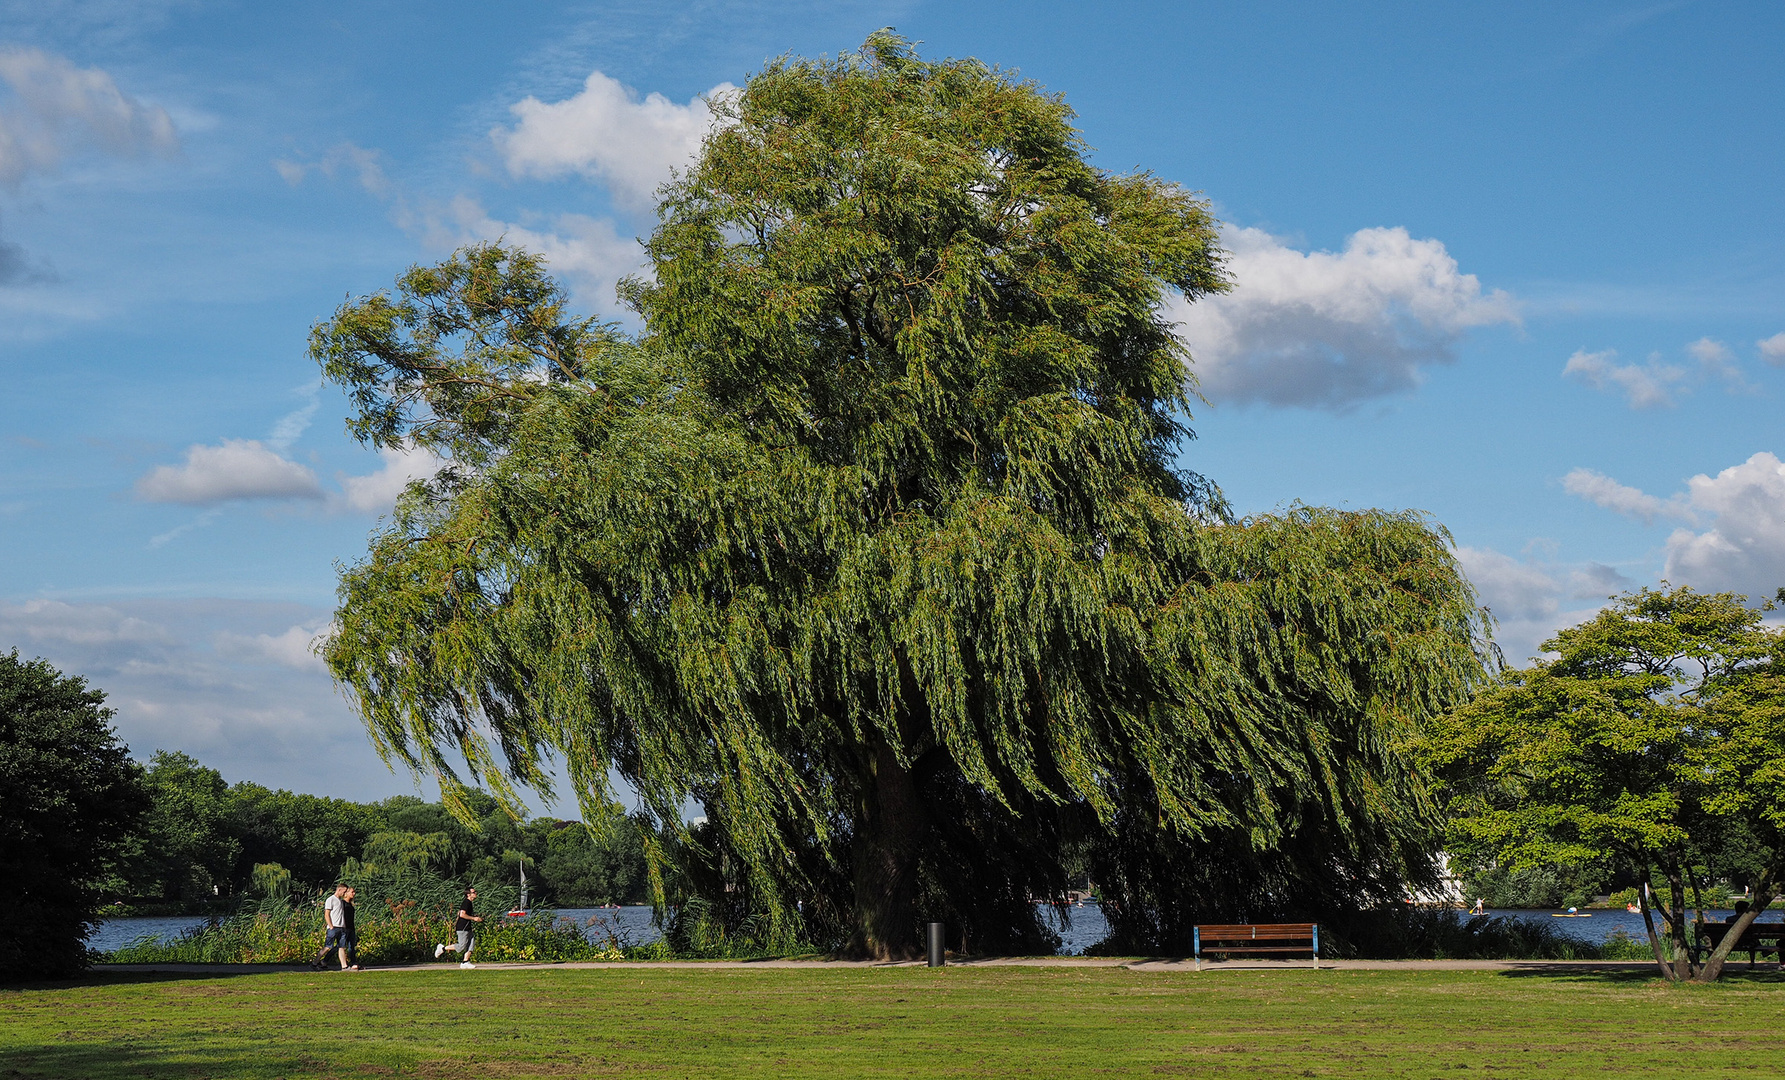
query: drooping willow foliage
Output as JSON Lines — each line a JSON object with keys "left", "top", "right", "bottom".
{"left": 315, "top": 34, "right": 1489, "bottom": 957}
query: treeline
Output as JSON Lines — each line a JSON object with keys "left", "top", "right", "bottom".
{"left": 113, "top": 751, "right": 649, "bottom": 913}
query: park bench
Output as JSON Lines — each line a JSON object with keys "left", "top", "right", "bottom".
{"left": 1694, "top": 921, "right": 1785, "bottom": 967}
{"left": 1193, "top": 923, "right": 1319, "bottom": 970}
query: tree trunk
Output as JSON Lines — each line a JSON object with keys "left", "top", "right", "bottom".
{"left": 1663, "top": 864, "right": 1692, "bottom": 978}
{"left": 1692, "top": 861, "right": 1782, "bottom": 983}
{"left": 849, "top": 736, "right": 925, "bottom": 960}
{"left": 1637, "top": 874, "right": 1679, "bottom": 982}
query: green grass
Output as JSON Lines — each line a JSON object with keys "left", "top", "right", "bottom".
{"left": 4, "top": 966, "right": 1784, "bottom": 1078}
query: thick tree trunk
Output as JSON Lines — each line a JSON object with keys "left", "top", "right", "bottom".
{"left": 1693, "top": 862, "right": 1782, "bottom": 983}
{"left": 850, "top": 736, "right": 925, "bottom": 960}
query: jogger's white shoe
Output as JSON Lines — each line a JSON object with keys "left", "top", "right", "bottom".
{"left": 459, "top": 961, "right": 475, "bottom": 969}
{"left": 434, "top": 943, "right": 445, "bottom": 958}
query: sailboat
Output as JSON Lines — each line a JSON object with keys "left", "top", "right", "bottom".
{"left": 505, "top": 857, "right": 531, "bottom": 918}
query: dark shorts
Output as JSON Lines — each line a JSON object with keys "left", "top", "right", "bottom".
{"left": 324, "top": 927, "right": 349, "bottom": 948}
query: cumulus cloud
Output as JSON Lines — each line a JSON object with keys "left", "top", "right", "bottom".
{"left": 1170, "top": 226, "right": 1517, "bottom": 409}
{"left": 1454, "top": 545, "right": 1630, "bottom": 664}
{"left": 135, "top": 439, "right": 324, "bottom": 505}
{"left": 1662, "top": 452, "right": 1785, "bottom": 596}
{"left": 493, "top": 70, "right": 736, "bottom": 213}
{"left": 337, "top": 445, "right": 444, "bottom": 515}
{"left": 1456, "top": 546, "right": 1560, "bottom": 623}
{"left": 1565, "top": 452, "right": 1785, "bottom": 599}
{"left": 1759, "top": 332, "right": 1785, "bottom": 365}
{"left": 414, "top": 195, "right": 646, "bottom": 314}
{"left": 1561, "top": 467, "right": 1693, "bottom": 525}
{"left": 0, "top": 46, "right": 178, "bottom": 185}
{"left": 1561, "top": 348, "right": 1685, "bottom": 408}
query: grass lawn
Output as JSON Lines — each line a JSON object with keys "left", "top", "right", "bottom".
{"left": 4, "top": 965, "right": 1784, "bottom": 1078}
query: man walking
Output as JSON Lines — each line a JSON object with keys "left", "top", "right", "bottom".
{"left": 434, "top": 886, "right": 482, "bottom": 968}
{"left": 338, "top": 886, "right": 361, "bottom": 971}
{"left": 314, "top": 884, "right": 347, "bottom": 970}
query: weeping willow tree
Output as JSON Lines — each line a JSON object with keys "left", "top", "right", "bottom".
{"left": 314, "top": 34, "right": 1488, "bottom": 958}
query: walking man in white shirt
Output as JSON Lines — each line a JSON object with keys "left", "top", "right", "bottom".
{"left": 314, "top": 884, "right": 348, "bottom": 970}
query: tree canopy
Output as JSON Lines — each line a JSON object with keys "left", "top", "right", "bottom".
{"left": 315, "top": 35, "right": 1489, "bottom": 957}
{"left": 1427, "top": 586, "right": 1785, "bottom": 982}
{"left": 0, "top": 651, "right": 147, "bottom": 979}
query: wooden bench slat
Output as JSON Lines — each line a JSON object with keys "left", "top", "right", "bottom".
{"left": 1193, "top": 922, "right": 1321, "bottom": 969}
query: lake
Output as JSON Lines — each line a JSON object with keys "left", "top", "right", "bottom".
{"left": 93, "top": 904, "right": 1753, "bottom": 956}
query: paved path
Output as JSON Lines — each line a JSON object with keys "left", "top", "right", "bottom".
{"left": 100, "top": 957, "right": 1668, "bottom": 975}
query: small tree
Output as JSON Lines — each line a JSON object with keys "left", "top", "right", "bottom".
{"left": 0, "top": 651, "right": 147, "bottom": 979}
{"left": 1428, "top": 586, "right": 1785, "bottom": 982}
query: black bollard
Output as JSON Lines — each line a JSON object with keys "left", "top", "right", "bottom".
{"left": 927, "top": 921, "right": 945, "bottom": 967}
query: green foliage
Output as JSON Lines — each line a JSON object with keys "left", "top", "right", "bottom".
{"left": 111, "top": 747, "right": 641, "bottom": 911}
{"left": 1321, "top": 908, "right": 1603, "bottom": 961}
{"left": 0, "top": 651, "right": 148, "bottom": 980}
{"left": 360, "top": 829, "right": 455, "bottom": 872}
{"left": 314, "top": 36, "right": 1489, "bottom": 959}
{"left": 1461, "top": 863, "right": 1607, "bottom": 909}
{"left": 1427, "top": 585, "right": 1785, "bottom": 982}
{"left": 115, "top": 751, "right": 238, "bottom": 907}
{"left": 539, "top": 816, "right": 650, "bottom": 905}
{"left": 107, "top": 864, "right": 607, "bottom": 966}
{"left": 248, "top": 863, "right": 291, "bottom": 900}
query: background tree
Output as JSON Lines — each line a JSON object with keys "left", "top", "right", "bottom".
{"left": 118, "top": 751, "right": 240, "bottom": 905}
{"left": 315, "top": 35, "right": 1487, "bottom": 957}
{"left": 1427, "top": 586, "right": 1785, "bottom": 982}
{"left": 0, "top": 651, "right": 147, "bottom": 979}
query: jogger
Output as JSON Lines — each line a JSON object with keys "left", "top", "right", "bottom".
{"left": 434, "top": 887, "right": 482, "bottom": 968}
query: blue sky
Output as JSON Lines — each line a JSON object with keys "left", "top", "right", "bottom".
{"left": 2, "top": 0, "right": 1781, "bottom": 805}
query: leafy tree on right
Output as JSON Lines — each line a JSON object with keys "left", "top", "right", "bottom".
{"left": 1427, "top": 586, "right": 1785, "bottom": 982}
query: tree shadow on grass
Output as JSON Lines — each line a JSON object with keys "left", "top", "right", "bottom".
{"left": 0, "top": 1039, "right": 341, "bottom": 1080}
{"left": 5, "top": 967, "right": 311, "bottom": 992}
{"left": 1496, "top": 963, "right": 1785, "bottom": 985}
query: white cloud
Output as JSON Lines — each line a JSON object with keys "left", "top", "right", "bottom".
{"left": 1456, "top": 546, "right": 1560, "bottom": 622}
{"left": 2, "top": 598, "right": 172, "bottom": 646}
{"left": 135, "top": 439, "right": 324, "bottom": 505}
{"left": 267, "top": 385, "right": 320, "bottom": 451}
{"left": 1758, "top": 332, "right": 1785, "bottom": 366}
{"left": 272, "top": 141, "right": 389, "bottom": 197}
{"left": 418, "top": 195, "right": 646, "bottom": 314}
{"left": 1454, "top": 546, "right": 1629, "bottom": 664}
{"left": 1560, "top": 467, "right": 1693, "bottom": 526}
{"left": 1663, "top": 452, "right": 1785, "bottom": 597}
{"left": 0, "top": 597, "right": 408, "bottom": 800}
{"left": 1170, "top": 226, "right": 1517, "bottom": 409}
{"left": 215, "top": 622, "right": 330, "bottom": 672}
{"left": 1563, "top": 452, "right": 1785, "bottom": 599}
{"left": 1686, "top": 336, "right": 1754, "bottom": 393}
{"left": 493, "top": 70, "right": 736, "bottom": 213}
{"left": 337, "top": 445, "right": 444, "bottom": 515}
{"left": 0, "top": 47, "right": 178, "bottom": 185}
{"left": 1562, "top": 348, "right": 1685, "bottom": 408}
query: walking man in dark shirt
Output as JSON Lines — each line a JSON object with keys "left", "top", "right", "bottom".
{"left": 434, "top": 887, "right": 482, "bottom": 968}
{"left": 338, "top": 886, "right": 361, "bottom": 971}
